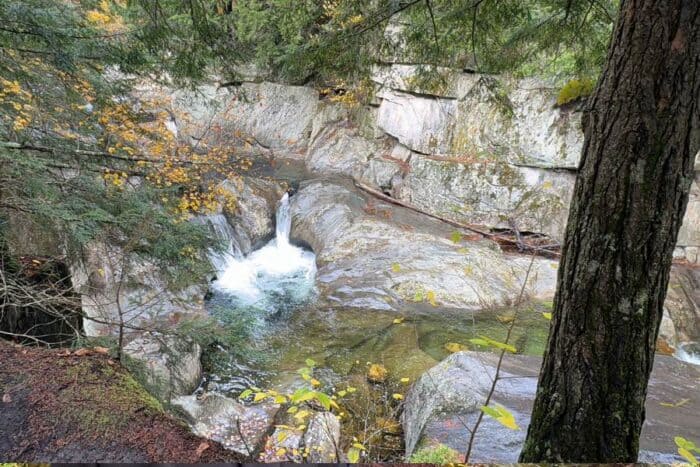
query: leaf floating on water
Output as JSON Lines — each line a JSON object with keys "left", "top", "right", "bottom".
{"left": 393, "top": 317, "right": 405, "bottom": 324}
{"left": 660, "top": 398, "right": 690, "bottom": 408}
{"left": 253, "top": 392, "right": 268, "bottom": 402}
{"left": 469, "top": 335, "right": 517, "bottom": 353}
{"left": 444, "top": 342, "right": 467, "bottom": 353}
{"left": 497, "top": 314, "right": 515, "bottom": 324}
{"left": 305, "top": 358, "right": 316, "bottom": 368}
{"left": 481, "top": 404, "right": 520, "bottom": 430}
{"left": 426, "top": 290, "right": 437, "bottom": 306}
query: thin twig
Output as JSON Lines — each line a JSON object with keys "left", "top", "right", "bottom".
{"left": 464, "top": 251, "right": 537, "bottom": 462}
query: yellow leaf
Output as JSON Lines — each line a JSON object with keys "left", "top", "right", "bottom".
{"left": 310, "top": 378, "right": 321, "bottom": 387}
{"left": 276, "top": 447, "right": 287, "bottom": 456}
{"left": 392, "top": 393, "right": 403, "bottom": 400}
{"left": 393, "top": 317, "right": 404, "bottom": 324}
{"left": 400, "top": 377, "right": 410, "bottom": 383}
{"left": 426, "top": 290, "right": 437, "bottom": 306}
{"left": 253, "top": 392, "right": 268, "bottom": 402}
{"left": 542, "top": 312, "right": 552, "bottom": 320}
{"left": 391, "top": 263, "right": 401, "bottom": 272}
{"left": 444, "top": 342, "right": 467, "bottom": 353}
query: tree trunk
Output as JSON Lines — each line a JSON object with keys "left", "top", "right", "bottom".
{"left": 520, "top": 1, "right": 700, "bottom": 463}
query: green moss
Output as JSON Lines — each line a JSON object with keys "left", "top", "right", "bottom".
{"left": 60, "top": 359, "right": 163, "bottom": 435}
{"left": 556, "top": 78, "right": 595, "bottom": 106}
{"left": 410, "top": 443, "right": 461, "bottom": 464}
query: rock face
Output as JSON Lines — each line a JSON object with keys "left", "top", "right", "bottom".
{"left": 69, "top": 241, "right": 206, "bottom": 338}
{"left": 290, "top": 179, "right": 559, "bottom": 311}
{"left": 123, "top": 334, "right": 202, "bottom": 402}
{"left": 218, "top": 177, "right": 286, "bottom": 255}
{"left": 173, "top": 65, "right": 698, "bottom": 258}
{"left": 403, "top": 351, "right": 700, "bottom": 463}
{"left": 173, "top": 393, "right": 279, "bottom": 457}
{"left": 663, "top": 266, "right": 700, "bottom": 348}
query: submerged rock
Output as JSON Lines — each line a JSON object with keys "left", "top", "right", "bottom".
{"left": 173, "top": 393, "right": 278, "bottom": 457}
{"left": 403, "top": 351, "right": 700, "bottom": 463}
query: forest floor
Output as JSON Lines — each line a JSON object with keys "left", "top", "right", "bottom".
{"left": 0, "top": 340, "right": 243, "bottom": 463}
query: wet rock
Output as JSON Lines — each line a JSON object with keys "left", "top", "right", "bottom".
{"left": 403, "top": 351, "right": 700, "bottom": 463}
{"left": 402, "top": 351, "right": 496, "bottom": 456}
{"left": 303, "top": 412, "right": 341, "bottom": 463}
{"left": 258, "top": 425, "right": 304, "bottom": 462}
{"left": 123, "top": 334, "right": 202, "bottom": 401}
{"left": 218, "top": 177, "right": 286, "bottom": 254}
{"left": 289, "top": 180, "right": 559, "bottom": 311}
{"left": 173, "top": 393, "right": 278, "bottom": 457}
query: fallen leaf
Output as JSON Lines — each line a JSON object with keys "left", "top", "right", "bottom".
{"left": 73, "top": 348, "right": 92, "bottom": 357}
{"left": 195, "top": 441, "right": 210, "bottom": 457}
{"left": 93, "top": 346, "right": 110, "bottom": 355}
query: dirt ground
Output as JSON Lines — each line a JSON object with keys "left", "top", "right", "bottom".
{"left": 0, "top": 341, "right": 244, "bottom": 463}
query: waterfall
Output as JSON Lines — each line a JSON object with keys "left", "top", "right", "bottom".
{"left": 276, "top": 192, "right": 291, "bottom": 246}
{"left": 676, "top": 343, "right": 700, "bottom": 366}
{"left": 196, "top": 213, "right": 242, "bottom": 271}
{"left": 208, "top": 193, "right": 316, "bottom": 307}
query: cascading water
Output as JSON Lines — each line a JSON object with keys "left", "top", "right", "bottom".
{"left": 208, "top": 192, "right": 316, "bottom": 316}
{"left": 675, "top": 342, "right": 700, "bottom": 366}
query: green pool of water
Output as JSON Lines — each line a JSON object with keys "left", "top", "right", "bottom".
{"left": 202, "top": 299, "right": 552, "bottom": 396}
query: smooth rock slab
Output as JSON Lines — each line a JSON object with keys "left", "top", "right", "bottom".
{"left": 289, "top": 179, "right": 559, "bottom": 311}
{"left": 173, "top": 393, "right": 278, "bottom": 456}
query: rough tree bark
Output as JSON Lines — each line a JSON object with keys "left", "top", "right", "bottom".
{"left": 520, "top": 0, "right": 700, "bottom": 463}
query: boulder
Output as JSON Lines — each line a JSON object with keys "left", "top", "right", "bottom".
{"left": 303, "top": 412, "right": 342, "bottom": 463}
{"left": 402, "top": 351, "right": 495, "bottom": 456}
{"left": 403, "top": 351, "right": 700, "bottom": 463}
{"left": 173, "top": 393, "right": 279, "bottom": 456}
{"left": 289, "top": 179, "right": 559, "bottom": 311}
{"left": 123, "top": 334, "right": 202, "bottom": 401}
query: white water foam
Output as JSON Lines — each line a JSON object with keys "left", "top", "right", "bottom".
{"left": 210, "top": 193, "right": 316, "bottom": 306}
{"left": 675, "top": 343, "right": 700, "bottom": 366}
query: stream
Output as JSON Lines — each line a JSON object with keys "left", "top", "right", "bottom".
{"left": 202, "top": 189, "right": 552, "bottom": 396}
